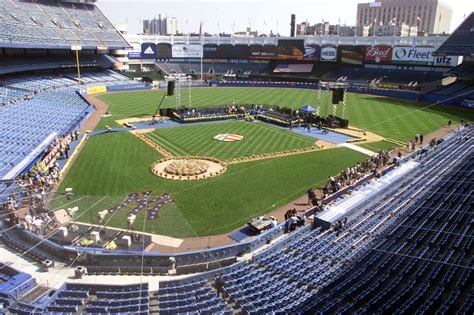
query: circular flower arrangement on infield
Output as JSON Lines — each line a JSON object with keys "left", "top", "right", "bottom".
{"left": 151, "top": 157, "right": 227, "bottom": 180}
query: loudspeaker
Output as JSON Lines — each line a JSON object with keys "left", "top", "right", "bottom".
{"left": 332, "top": 88, "right": 344, "bottom": 104}
{"left": 167, "top": 81, "right": 175, "bottom": 96}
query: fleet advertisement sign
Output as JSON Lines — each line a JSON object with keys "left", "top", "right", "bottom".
{"left": 304, "top": 45, "right": 321, "bottom": 60}
{"left": 141, "top": 42, "right": 157, "bottom": 59}
{"left": 321, "top": 46, "right": 337, "bottom": 62}
{"left": 172, "top": 44, "right": 203, "bottom": 58}
{"left": 364, "top": 46, "right": 392, "bottom": 63}
{"left": 392, "top": 46, "right": 434, "bottom": 65}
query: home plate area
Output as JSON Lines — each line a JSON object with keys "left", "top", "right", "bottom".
{"left": 107, "top": 191, "right": 174, "bottom": 220}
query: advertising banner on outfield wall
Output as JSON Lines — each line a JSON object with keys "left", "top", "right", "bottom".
{"left": 275, "top": 39, "right": 305, "bottom": 60}
{"left": 321, "top": 45, "right": 337, "bottom": 62}
{"left": 304, "top": 45, "right": 321, "bottom": 60}
{"left": 86, "top": 85, "right": 107, "bottom": 95}
{"left": 392, "top": 46, "right": 434, "bottom": 65}
{"left": 128, "top": 52, "right": 142, "bottom": 59}
{"left": 433, "top": 55, "right": 459, "bottom": 67}
{"left": 141, "top": 42, "right": 157, "bottom": 59}
{"left": 364, "top": 46, "right": 392, "bottom": 63}
{"left": 339, "top": 46, "right": 365, "bottom": 65}
{"left": 203, "top": 44, "right": 219, "bottom": 59}
{"left": 157, "top": 43, "right": 172, "bottom": 59}
{"left": 250, "top": 45, "right": 277, "bottom": 59}
{"left": 172, "top": 44, "right": 203, "bottom": 58}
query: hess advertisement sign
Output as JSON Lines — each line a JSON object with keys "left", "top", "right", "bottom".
{"left": 364, "top": 46, "right": 392, "bottom": 63}
{"left": 392, "top": 47, "right": 434, "bottom": 65}
{"left": 321, "top": 46, "right": 337, "bottom": 62}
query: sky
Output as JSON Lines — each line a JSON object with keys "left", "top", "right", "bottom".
{"left": 98, "top": 0, "right": 474, "bottom": 36}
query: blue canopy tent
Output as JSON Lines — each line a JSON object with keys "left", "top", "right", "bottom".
{"left": 300, "top": 105, "right": 316, "bottom": 113}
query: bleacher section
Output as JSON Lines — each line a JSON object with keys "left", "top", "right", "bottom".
{"left": 323, "top": 66, "right": 444, "bottom": 85}
{"left": 435, "top": 12, "right": 474, "bottom": 56}
{"left": 431, "top": 80, "right": 474, "bottom": 100}
{"left": 303, "top": 137, "right": 473, "bottom": 313}
{"left": 0, "top": 55, "right": 115, "bottom": 75}
{"left": 0, "top": 0, "right": 128, "bottom": 48}
{"left": 446, "top": 62, "right": 474, "bottom": 80}
{"left": 158, "top": 278, "right": 232, "bottom": 313}
{"left": 156, "top": 61, "right": 268, "bottom": 76}
{"left": 0, "top": 70, "right": 139, "bottom": 179}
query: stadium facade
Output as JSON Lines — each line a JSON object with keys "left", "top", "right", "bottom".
{"left": 356, "top": 0, "right": 453, "bottom": 35}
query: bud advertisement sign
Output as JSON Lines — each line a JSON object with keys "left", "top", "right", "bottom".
{"left": 141, "top": 42, "right": 157, "bottom": 59}
{"left": 321, "top": 45, "right": 337, "bottom": 62}
{"left": 172, "top": 44, "right": 203, "bottom": 58}
{"left": 364, "top": 46, "right": 392, "bottom": 63}
{"left": 392, "top": 46, "right": 434, "bottom": 65}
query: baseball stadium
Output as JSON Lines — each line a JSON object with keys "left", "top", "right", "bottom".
{"left": 0, "top": 0, "right": 473, "bottom": 314}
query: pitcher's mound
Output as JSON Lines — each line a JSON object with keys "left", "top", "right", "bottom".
{"left": 151, "top": 157, "right": 227, "bottom": 180}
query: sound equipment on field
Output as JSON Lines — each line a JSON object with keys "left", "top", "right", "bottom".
{"left": 167, "top": 81, "right": 175, "bottom": 96}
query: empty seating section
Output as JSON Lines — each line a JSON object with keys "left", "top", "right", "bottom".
{"left": 158, "top": 278, "right": 232, "bottom": 314}
{"left": 0, "top": 71, "right": 134, "bottom": 178}
{"left": 0, "top": 55, "right": 100, "bottom": 75}
{"left": 323, "top": 66, "right": 443, "bottom": 84}
{"left": 0, "top": 263, "right": 36, "bottom": 301}
{"left": 0, "top": 0, "right": 128, "bottom": 47}
{"left": 300, "top": 128, "right": 473, "bottom": 313}
{"left": 446, "top": 62, "right": 474, "bottom": 80}
{"left": 156, "top": 61, "right": 268, "bottom": 75}
{"left": 432, "top": 80, "right": 474, "bottom": 99}
{"left": 0, "top": 88, "right": 89, "bottom": 178}
{"left": 36, "top": 282, "right": 150, "bottom": 314}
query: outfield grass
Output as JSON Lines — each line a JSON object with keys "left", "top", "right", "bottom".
{"left": 58, "top": 131, "right": 365, "bottom": 236}
{"left": 146, "top": 120, "right": 316, "bottom": 160}
{"left": 97, "top": 88, "right": 474, "bottom": 142}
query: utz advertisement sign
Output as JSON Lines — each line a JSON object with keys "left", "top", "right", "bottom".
{"left": 141, "top": 42, "right": 157, "bottom": 59}
{"left": 434, "top": 55, "right": 459, "bottom": 67}
{"left": 321, "top": 46, "right": 337, "bottom": 62}
{"left": 392, "top": 46, "right": 434, "bottom": 65}
{"left": 365, "top": 46, "right": 392, "bottom": 63}
{"left": 172, "top": 44, "right": 203, "bottom": 58}
{"left": 304, "top": 45, "right": 321, "bottom": 60}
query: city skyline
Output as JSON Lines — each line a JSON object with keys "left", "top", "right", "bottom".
{"left": 98, "top": 0, "right": 473, "bottom": 35}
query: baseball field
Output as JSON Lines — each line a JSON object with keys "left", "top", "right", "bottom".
{"left": 53, "top": 87, "right": 474, "bottom": 237}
